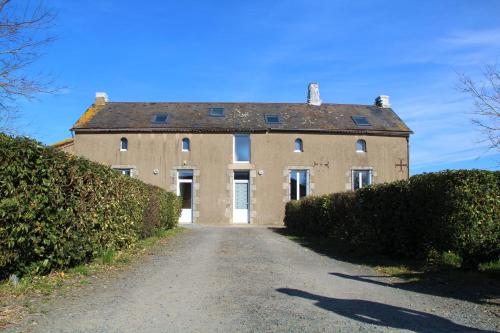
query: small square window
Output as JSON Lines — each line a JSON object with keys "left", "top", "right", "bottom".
{"left": 352, "top": 116, "right": 371, "bottom": 126}
{"left": 209, "top": 107, "right": 225, "bottom": 117}
{"left": 234, "top": 171, "right": 250, "bottom": 180}
{"left": 178, "top": 170, "right": 193, "bottom": 180}
{"left": 265, "top": 115, "right": 282, "bottom": 124}
{"left": 152, "top": 113, "right": 169, "bottom": 124}
{"left": 114, "top": 168, "right": 132, "bottom": 177}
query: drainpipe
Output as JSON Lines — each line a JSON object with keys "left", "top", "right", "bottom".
{"left": 406, "top": 136, "right": 410, "bottom": 178}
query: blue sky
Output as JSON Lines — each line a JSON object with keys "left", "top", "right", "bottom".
{"left": 14, "top": 0, "right": 500, "bottom": 174}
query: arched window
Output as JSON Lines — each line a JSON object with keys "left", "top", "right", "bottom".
{"left": 294, "top": 138, "right": 303, "bottom": 152}
{"left": 120, "top": 137, "right": 128, "bottom": 151}
{"left": 356, "top": 139, "right": 366, "bottom": 152}
{"left": 182, "top": 138, "right": 190, "bottom": 151}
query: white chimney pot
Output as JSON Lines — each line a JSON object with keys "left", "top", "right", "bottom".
{"left": 307, "top": 82, "right": 322, "bottom": 106}
{"left": 375, "top": 95, "right": 390, "bottom": 108}
{"left": 95, "top": 92, "right": 108, "bottom": 105}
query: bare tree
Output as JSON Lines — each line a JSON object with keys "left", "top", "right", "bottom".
{"left": 459, "top": 65, "right": 500, "bottom": 151}
{"left": 0, "top": 0, "right": 56, "bottom": 133}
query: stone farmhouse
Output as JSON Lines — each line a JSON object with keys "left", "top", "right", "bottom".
{"left": 56, "top": 83, "right": 412, "bottom": 225}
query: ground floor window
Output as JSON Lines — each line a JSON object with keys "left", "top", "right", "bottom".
{"left": 290, "top": 169, "right": 308, "bottom": 200}
{"left": 352, "top": 169, "right": 372, "bottom": 190}
{"left": 114, "top": 168, "right": 132, "bottom": 177}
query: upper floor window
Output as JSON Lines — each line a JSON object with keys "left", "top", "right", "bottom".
{"left": 120, "top": 137, "right": 128, "bottom": 151}
{"left": 290, "top": 169, "right": 309, "bottom": 200}
{"left": 352, "top": 169, "right": 372, "bottom": 190}
{"left": 182, "top": 138, "right": 190, "bottom": 151}
{"left": 234, "top": 134, "right": 250, "bottom": 163}
{"left": 356, "top": 139, "right": 366, "bottom": 152}
{"left": 294, "top": 138, "right": 303, "bottom": 152}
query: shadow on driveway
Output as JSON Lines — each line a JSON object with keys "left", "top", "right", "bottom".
{"left": 269, "top": 227, "right": 500, "bottom": 307}
{"left": 277, "top": 288, "right": 494, "bottom": 333}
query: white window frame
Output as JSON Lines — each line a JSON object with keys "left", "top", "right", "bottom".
{"left": 356, "top": 139, "right": 366, "bottom": 153}
{"left": 120, "top": 138, "right": 128, "bottom": 151}
{"left": 233, "top": 134, "right": 251, "bottom": 163}
{"left": 114, "top": 168, "right": 133, "bottom": 177}
{"left": 182, "top": 138, "right": 190, "bottom": 152}
{"left": 294, "top": 138, "right": 303, "bottom": 152}
{"left": 289, "top": 169, "right": 309, "bottom": 200}
{"left": 352, "top": 169, "right": 372, "bottom": 190}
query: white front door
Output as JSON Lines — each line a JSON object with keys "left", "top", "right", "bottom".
{"left": 177, "top": 170, "right": 193, "bottom": 223}
{"left": 233, "top": 171, "right": 249, "bottom": 224}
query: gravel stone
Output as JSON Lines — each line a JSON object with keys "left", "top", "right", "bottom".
{"left": 6, "top": 225, "right": 499, "bottom": 333}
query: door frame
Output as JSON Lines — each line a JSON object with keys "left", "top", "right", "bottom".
{"left": 233, "top": 175, "right": 249, "bottom": 224}
{"left": 177, "top": 170, "right": 193, "bottom": 223}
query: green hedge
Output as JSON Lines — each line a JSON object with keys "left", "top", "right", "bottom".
{"left": 0, "top": 134, "right": 181, "bottom": 278}
{"left": 285, "top": 170, "right": 500, "bottom": 269}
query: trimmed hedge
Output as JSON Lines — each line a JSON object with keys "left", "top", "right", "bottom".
{"left": 285, "top": 170, "right": 500, "bottom": 269}
{"left": 0, "top": 134, "right": 181, "bottom": 278}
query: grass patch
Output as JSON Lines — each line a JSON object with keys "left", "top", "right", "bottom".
{"left": 375, "top": 265, "right": 414, "bottom": 276}
{"left": 67, "top": 265, "right": 90, "bottom": 276}
{"left": 479, "top": 258, "right": 500, "bottom": 274}
{"left": 97, "top": 249, "right": 117, "bottom": 265}
{"left": 0, "top": 227, "right": 185, "bottom": 329}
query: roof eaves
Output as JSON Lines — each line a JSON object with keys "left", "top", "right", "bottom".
{"left": 73, "top": 127, "right": 411, "bottom": 136}
{"left": 51, "top": 138, "right": 74, "bottom": 148}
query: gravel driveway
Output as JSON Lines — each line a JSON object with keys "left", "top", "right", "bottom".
{"left": 7, "top": 225, "right": 499, "bottom": 333}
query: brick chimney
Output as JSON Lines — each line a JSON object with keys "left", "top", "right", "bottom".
{"left": 95, "top": 92, "right": 108, "bottom": 106}
{"left": 307, "top": 82, "right": 321, "bottom": 106}
{"left": 375, "top": 95, "right": 390, "bottom": 108}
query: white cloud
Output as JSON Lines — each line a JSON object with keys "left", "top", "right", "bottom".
{"left": 399, "top": 28, "right": 500, "bottom": 67}
{"left": 440, "top": 29, "right": 500, "bottom": 47}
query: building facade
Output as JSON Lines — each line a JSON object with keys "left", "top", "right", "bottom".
{"left": 57, "top": 84, "right": 412, "bottom": 225}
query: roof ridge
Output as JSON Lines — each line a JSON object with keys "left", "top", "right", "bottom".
{"left": 104, "top": 101, "right": 377, "bottom": 107}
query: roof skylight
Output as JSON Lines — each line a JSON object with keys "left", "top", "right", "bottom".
{"left": 351, "top": 116, "right": 371, "bottom": 127}
{"left": 152, "top": 113, "right": 169, "bottom": 124}
{"left": 264, "top": 115, "right": 282, "bottom": 124}
{"left": 209, "top": 107, "right": 225, "bottom": 117}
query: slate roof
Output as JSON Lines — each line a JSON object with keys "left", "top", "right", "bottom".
{"left": 72, "top": 102, "right": 412, "bottom": 136}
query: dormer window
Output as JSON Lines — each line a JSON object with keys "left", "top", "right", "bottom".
{"left": 152, "top": 113, "right": 169, "bottom": 124}
{"left": 356, "top": 139, "right": 366, "bottom": 153}
{"left": 120, "top": 137, "right": 128, "bottom": 151}
{"left": 264, "top": 115, "right": 282, "bottom": 124}
{"left": 352, "top": 116, "right": 371, "bottom": 127}
{"left": 294, "top": 138, "right": 303, "bottom": 152}
{"left": 182, "top": 138, "right": 190, "bottom": 151}
{"left": 209, "top": 107, "right": 225, "bottom": 117}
